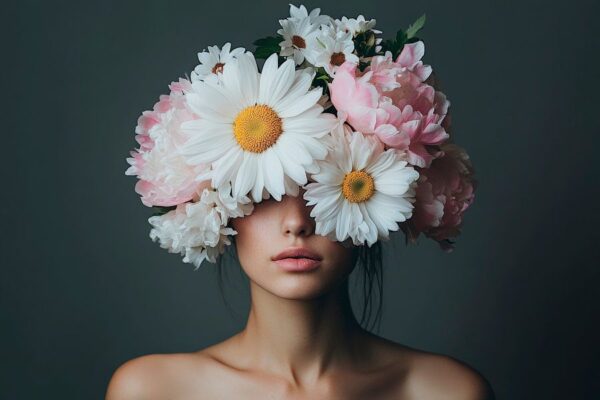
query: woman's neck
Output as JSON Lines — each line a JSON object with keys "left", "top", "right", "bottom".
{"left": 234, "top": 278, "right": 367, "bottom": 386}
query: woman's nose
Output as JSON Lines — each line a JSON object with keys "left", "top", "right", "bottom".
{"left": 280, "top": 193, "right": 315, "bottom": 238}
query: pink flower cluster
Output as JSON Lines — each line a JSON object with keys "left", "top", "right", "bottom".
{"left": 329, "top": 41, "right": 450, "bottom": 168}
{"left": 328, "top": 40, "right": 476, "bottom": 249}
{"left": 125, "top": 79, "right": 209, "bottom": 207}
{"left": 405, "top": 143, "right": 477, "bottom": 251}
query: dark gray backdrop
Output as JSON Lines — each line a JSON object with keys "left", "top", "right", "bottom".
{"left": 3, "top": 0, "right": 599, "bottom": 398}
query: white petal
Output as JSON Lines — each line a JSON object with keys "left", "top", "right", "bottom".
{"left": 375, "top": 164, "right": 418, "bottom": 197}
{"left": 276, "top": 88, "right": 323, "bottom": 118}
{"left": 307, "top": 187, "right": 343, "bottom": 221}
{"left": 364, "top": 200, "right": 388, "bottom": 236}
{"left": 348, "top": 132, "right": 373, "bottom": 171}
{"left": 348, "top": 202, "right": 363, "bottom": 242}
{"left": 258, "top": 53, "right": 279, "bottom": 104}
{"left": 251, "top": 156, "right": 265, "bottom": 202}
{"left": 283, "top": 175, "right": 300, "bottom": 197}
{"left": 365, "top": 149, "right": 397, "bottom": 177}
{"left": 272, "top": 142, "right": 308, "bottom": 185}
{"left": 180, "top": 120, "right": 235, "bottom": 164}
{"left": 277, "top": 134, "right": 314, "bottom": 165}
{"left": 267, "top": 58, "right": 296, "bottom": 106}
{"left": 283, "top": 113, "right": 337, "bottom": 137}
{"left": 211, "top": 146, "right": 243, "bottom": 189}
{"left": 262, "top": 148, "right": 285, "bottom": 200}
{"left": 187, "top": 83, "right": 237, "bottom": 122}
{"left": 315, "top": 216, "right": 337, "bottom": 237}
{"left": 271, "top": 71, "right": 314, "bottom": 114}
{"left": 223, "top": 53, "right": 258, "bottom": 108}
{"left": 358, "top": 202, "right": 379, "bottom": 246}
{"left": 286, "top": 133, "right": 328, "bottom": 160}
{"left": 310, "top": 160, "right": 345, "bottom": 185}
{"left": 233, "top": 152, "right": 257, "bottom": 198}
{"left": 335, "top": 200, "right": 352, "bottom": 241}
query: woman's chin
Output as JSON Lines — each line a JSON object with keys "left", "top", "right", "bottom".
{"left": 257, "top": 272, "right": 346, "bottom": 300}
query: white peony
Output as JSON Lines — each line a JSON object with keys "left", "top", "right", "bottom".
{"left": 148, "top": 185, "right": 252, "bottom": 269}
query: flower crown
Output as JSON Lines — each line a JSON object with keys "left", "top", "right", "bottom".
{"left": 125, "top": 4, "right": 477, "bottom": 269}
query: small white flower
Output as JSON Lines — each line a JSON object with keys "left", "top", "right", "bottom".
{"left": 278, "top": 16, "right": 321, "bottom": 65}
{"left": 334, "top": 15, "right": 378, "bottom": 37}
{"left": 333, "top": 15, "right": 383, "bottom": 55}
{"left": 191, "top": 42, "right": 247, "bottom": 84}
{"left": 288, "top": 4, "right": 332, "bottom": 27}
{"left": 311, "top": 25, "right": 360, "bottom": 76}
{"left": 303, "top": 122, "right": 419, "bottom": 247}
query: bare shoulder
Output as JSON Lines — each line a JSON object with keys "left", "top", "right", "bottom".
{"left": 365, "top": 334, "right": 494, "bottom": 400}
{"left": 105, "top": 352, "right": 216, "bottom": 400}
{"left": 399, "top": 348, "right": 495, "bottom": 400}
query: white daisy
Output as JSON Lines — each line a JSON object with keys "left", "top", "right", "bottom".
{"left": 288, "top": 4, "right": 332, "bottom": 27}
{"left": 333, "top": 15, "right": 383, "bottom": 55}
{"left": 191, "top": 42, "right": 247, "bottom": 84}
{"left": 180, "top": 52, "right": 338, "bottom": 203}
{"left": 311, "top": 25, "right": 360, "bottom": 77}
{"left": 303, "top": 122, "right": 420, "bottom": 246}
{"left": 334, "top": 15, "right": 378, "bottom": 37}
{"left": 277, "top": 13, "right": 321, "bottom": 65}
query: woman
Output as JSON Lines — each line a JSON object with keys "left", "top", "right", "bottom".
{"left": 110, "top": 4, "right": 493, "bottom": 397}
{"left": 106, "top": 188, "right": 494, "bottom": 399}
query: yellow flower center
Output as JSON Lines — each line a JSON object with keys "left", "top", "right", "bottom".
{"left": 342, "top": 170, "right": 375, "bottom": 203}
{"left": 233, "top": 104, "right": 283, "bottom": 153}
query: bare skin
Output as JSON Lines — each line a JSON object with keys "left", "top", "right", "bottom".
{"left": 106, "top": 191, "right": 494, "bottom": 400}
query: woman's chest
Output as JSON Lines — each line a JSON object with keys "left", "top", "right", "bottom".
{"left": 173, "top": 367, "right": 405, "bottom": 400}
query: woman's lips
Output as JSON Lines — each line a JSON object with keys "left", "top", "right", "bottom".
{"left": 274, "top": 257, "right": 321, "bottom": 272}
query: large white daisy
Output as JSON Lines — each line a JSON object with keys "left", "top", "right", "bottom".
{"left": 180, "top": 52, "right": 338, "bottom": 203}
{"left": 191, "top": 42, "right": 247, "bottom": 84}
{"left": 303, "top": 122, "right": 420, "bottom": 246}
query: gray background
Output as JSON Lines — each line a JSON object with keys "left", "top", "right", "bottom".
{"left": 3, "top": 0, "right": 599, "bottom": 398}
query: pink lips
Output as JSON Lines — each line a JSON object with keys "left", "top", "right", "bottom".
{"left": 272, "top": 247, "right": 323, "bottom": 272}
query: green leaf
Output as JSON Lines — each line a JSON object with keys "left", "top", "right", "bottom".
{"left": 395, "top": 29, "right": 407, "bottom": 44}
{"left": 406, "top": 14, "right": 426, "bottom": 39}
{"left": 379, "top": 30, "right": 408, "bottom": 59}
{"left": 253, "top": 35, "right": 282, "bottom": 59}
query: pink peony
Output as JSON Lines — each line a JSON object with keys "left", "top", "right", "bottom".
{"left": 405, "top": 143, "right": 477, "bottom": 251}
{"left": 327, "top": 60, "right": 404, "bottom": 141}
{"left": 328, "top": 41, "right": 451, "bottom": 168}
{"left": 125, "top": 79, "right": 210, "bottom": 207}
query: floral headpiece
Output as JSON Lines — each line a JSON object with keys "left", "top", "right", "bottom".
{"left": 125, "top": 4, "right": 477, "bottom": 269}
